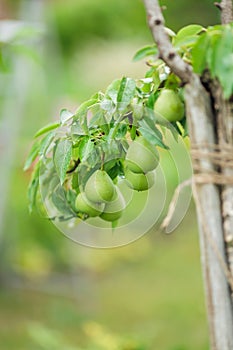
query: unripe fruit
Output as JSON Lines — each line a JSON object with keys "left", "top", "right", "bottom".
{"left": 125, "top": 136, "right": 159, "bottom": 174}
{"left": 85, "top": 170, "right": 116, "bottom": 203}
{"left": 100, "top": 189, "right": 126, "bottom": 222}
{"left": 154, "top": 89, "right": 185, "bottom": 122}
{"left": 75, "top": 192, "right": 104, "bottom": 217}
{"left": 125, "top": 167, "right": 154, "bottom": 191}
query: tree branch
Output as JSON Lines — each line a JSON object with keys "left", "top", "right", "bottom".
{"left": 215, "top": 0, "right": 233, "bottom": 24}
{"left": 143, "top": 0, "right": 192, "bottom": 84}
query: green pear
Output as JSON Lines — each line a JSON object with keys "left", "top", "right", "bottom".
{"left": 125, "top": 167, "right": 154, "bottom": 191}
{"left": 154, "top": 89, "right": 185, "bottom": 122}
{"left": 100, "top": 188, "right": 126, "bottom": 222}
{"left": 85, "top": 170, "right": 116, "bottom": 203}
{"left": 125, "top": 136, "right": 159, "bottom": 174}
{"left": 75, "top": 192, "right": 104, "bottom": 217}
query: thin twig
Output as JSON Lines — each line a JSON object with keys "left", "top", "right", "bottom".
{"left": 143, "top": 0, "right": 192, "bottom": 84}
{"left": 162, "top": 177, "right": 233, "bottom": 291}
{"left": 161, "top": 178, "right": 192, "bottom": 230}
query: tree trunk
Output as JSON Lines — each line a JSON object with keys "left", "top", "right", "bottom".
{"left": 214, "top": 86, "right": 233, "bottom": 280}
{"left": 185, "top": 75, "right": 233, "bottom": 350}
{"left": 143, "top": 0, "right": 233, "bottom": 348}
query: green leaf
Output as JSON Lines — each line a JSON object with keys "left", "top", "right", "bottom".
{"left": 34, "top": 122, "right": 60, "bottom": 138}
{"left": 130, "top": 125, "right": 137, "bottom": 140}
{"left": 121, "top": 139, "right": 129, "bottom": 153}
{"left": 88, "top": 108, "right": 110, "bottom": 134}
{"left": 79, "top": 137, "right": 94, "bottom": 161}
{"left": 162, "top": 122, "right": 179, "bottom": 142}
{"left": 54, "top": 139, "right": 72, "bottom": 184}
{"left": 138, "top": 77, "right": 153, "bottom": 95}
{"left": 220, "top": 53, "right": 233, "bottom": 98}
{"left": 72, "top": 146, "right": 79, "bottom": 159}
{"left": 77, "top": 163, "right": 99, "bottom": 189}
{"left": 89, "top": 109, "right": 104, "bottom": 127}
{"left": 39, "top": 131, "right": 55, "bottom": 158}
{"left": 101, "top": 139, "right": 122, "bottom": 161}
{"left": 146, "top": 91, "right": 159, "bottom": 110}
{"left": 117, "top": 77, "right": 136, "bottom": 110}
{"left": 145, "top": 67, "right": 155, "bottom": 78}
{"left": 27, "top": 161, "right": 40, "bottom": 213}
{"left": 208, "top": 26, "right": 233, "bottom": 98}
{"left": 164, "top": 73, "right": 181, "bottom": 90}
{"left": 173, "top": 24, "right": 204, "bottom": 48}
{"left": 66, "top": 189, "right": 78, "bottom": 213}
{"left": 75, "top": 98, "right": 98, "bottom": 117}
{"left": 100, "top": 98, "right": 115, "bottom": 114}
{"left": 51, "top": 186, "right": 75, "bottom": 217}
{"left": 40, "top": 161, "right": 59, "bottom": 198}
{"left": 74, "top": 98, "right": 98, "bottom": 134}
{"left": 192, "top": 25, "right": 233, "bottom": 98}
{"left": 105, "top": 79, "right": 121, "bottom": 103}
{"left": 133, "top": 45, "right": 158, "bottom": 62}
{"left": 152, "top": 70, "right": 161, "bottom": 91}
{"left": 192, "top": 32, "right": 210, "bottom": 73}
{"left": 24, "top": 139, "right": 41, "bottom": 171}
{"left": 177, "top": 118, "right": 189, "bottom": 138}
{"left": 139, "top": 118, "right": 168, "bottom": 149}
{"left": 60, "top": 108, "right": 73, "bottom": 124}
{"left": 72, "top": 172, "right": 80, "bottom": 192}
{"left": 71, "top": 120, "right": 87, "bottom": 136}
{"left": 99, "top": 119, "right": 111, "bottom": 135}
{"left": 104, "top": 160, "right": 124, "bottom": 180}
{"left": 115, "top": 123, "right": 127, "bottom": 139}
{"left": 164, "top": 27, "right": 176, "bottom": 38}
{"left": 206, "top": 32, "right": 222, "bottom": 74}
{"left": 139, "top": 126, "right": 168, "bottom": 149}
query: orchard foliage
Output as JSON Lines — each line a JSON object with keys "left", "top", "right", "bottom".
{"left": 25, "top": 23, "right": 233, "bottom": 225}
{"left": 0, "top": 21, "right": 43, "bottom": 72}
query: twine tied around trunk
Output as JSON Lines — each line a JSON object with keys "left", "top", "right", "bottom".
{"left": 191, "top": 143, "right": 233, "bottom": 185}
{"left": 161, "top": 142, "right": 233, "bottom": 292}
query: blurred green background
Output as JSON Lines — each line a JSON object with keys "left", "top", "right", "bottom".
{"left": 0, "top": 0, "right": 219, "bottom": 349}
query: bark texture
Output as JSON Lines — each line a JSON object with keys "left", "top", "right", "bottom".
{"left": 143, "top": 0, "right": 233, "bottom": 348}
{"left": 220, "top": 0, "right": 233, "bottom": 24}
{"left": 143, "top": 0, "right": 192, "bottom": 83}
{"left": 216, "top": 89, "right": 233, "bottom": 285}
{"left": 185, "top": 76, "right": 233, "bottom": 350}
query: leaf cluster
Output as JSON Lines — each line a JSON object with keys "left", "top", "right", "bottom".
{"left": 25, "top": 24, "right": 206, "bottom": 221}
{"left": 192, "top": 24, "right": 233, "bottom": 98}
{"left": 25, "top": 74, "right": 174, "bottom": 221}
{"left": 134, "top": 23, "right": 233, "bottom": 99}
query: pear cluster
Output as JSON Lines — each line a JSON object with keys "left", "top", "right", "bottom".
{"left": 124, "top": 136, "right": 159, "bottom": 191}
{"left": 75, "top": 170, "right": 125, "bottom": 222}
{"left": 74, "top": 137, "right": 159, "bottom": 222}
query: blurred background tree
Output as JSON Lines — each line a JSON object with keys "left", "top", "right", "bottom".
{"left": 0, "top": 0, "right": 219, "bottom": 349}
